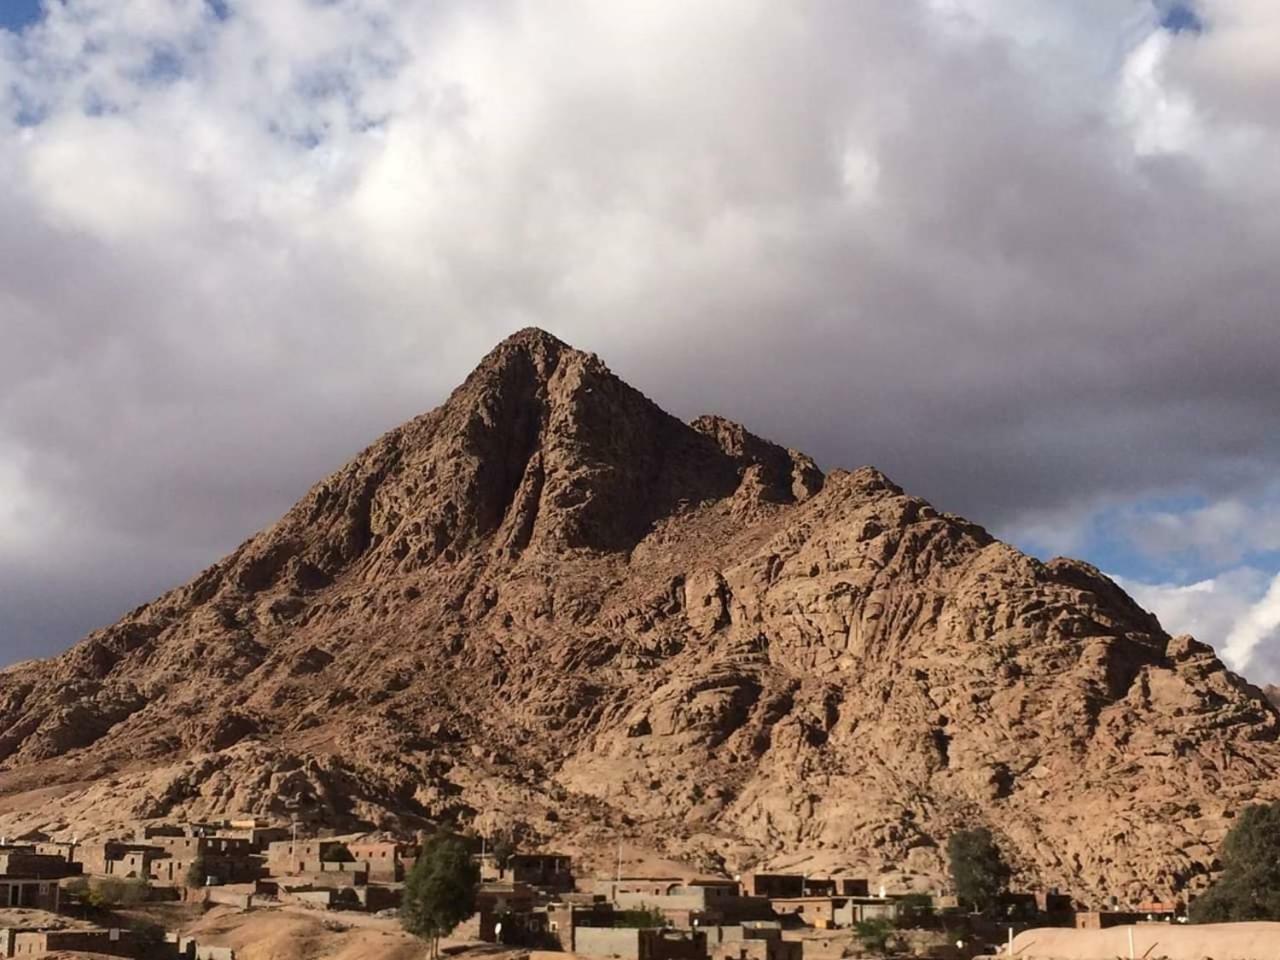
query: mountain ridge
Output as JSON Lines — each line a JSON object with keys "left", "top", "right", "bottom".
{"left": 0, "top": 328, "right": 1276, "bottom": 903}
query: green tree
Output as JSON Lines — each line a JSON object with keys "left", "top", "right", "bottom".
{"left": 186, "top": 855, "right": 208, "bottom": 888}
{"left": 401, "top": 834, "right": 481, "bottom": 958}
{"left": 896, "top": 892, "right": 934, "bottom": 920}
{"left": 1191, "top": 801, "right": 1280, "bottom": 922}
{"left": 614, "top": 906, "right": 666, "bottom": 928}
{"left": 853, "top": 918, "right": 897, "bottom": 956}
{"left": 947, "top": 827, "right": 1009, "bottom": 914}
{"left": 84, "top": 877, "right": 149, "bottom": 908}
{"left": 489, "top": 832, "right": 517, "bottom": 870}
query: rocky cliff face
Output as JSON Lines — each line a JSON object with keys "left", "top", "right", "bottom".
{"left": 1, "top": 329, "right": 1276, "bottom": 904}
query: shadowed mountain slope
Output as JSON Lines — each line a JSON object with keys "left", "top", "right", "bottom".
{"left": 1, "top": 329, "right": 1276, "bottom": 903}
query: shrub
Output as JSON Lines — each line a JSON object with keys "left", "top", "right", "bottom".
{"left": 1191, "top": 801, "right": 1280, "bottom": 922}
{"left": 854, "top": 918, "right": 897, "bottom": 955}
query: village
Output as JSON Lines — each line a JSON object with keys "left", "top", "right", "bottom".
{"left": 0, "top": 817, "right": 1193, "bottom": 960}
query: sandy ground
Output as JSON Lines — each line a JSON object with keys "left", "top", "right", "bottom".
{"left": 172, "top": 904, "right": 530, "bottom": 960}
{"left": 1009, "top": 921, "right": 1280, "bottom": 960}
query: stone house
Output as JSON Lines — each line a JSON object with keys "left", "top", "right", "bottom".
{"left": 5, "top": 927, "right": 140, "bottom": 958}
{"left": 542, "top": 900, "right": 617, "bottom": 950}
{"left": 1074, "top": 908, "right": 1177, "bottom": 929}
{"left": 612, "top": 885, "right": 773, "bottom": 927}
{"left": 573, "top": 927, "right": 706, "bottom": 960}
{"left": 710, "top": 938, "right": 802, "bottom": 960}
{"left": 142, "top": 835, "right": 255, "bottom": 860}
{"left": 265, "top": 840, "right": 327, "bottom": 871}
{"left": 70, "top": 842, "right": 162, "bottom": 878}
{"left": 772, "top": 895, "right": 901, "bottom": 929}
{"left": 832, "top": 898, "right": 899, "bottom": 926}
{"left": 585, "top": 878, "right": 687, "bottom": 899}
{"left": 0, "top": 878, "right": 59, "bottom": 912}
{"left": 475, "top": 882, "right": 538, "bottom": 941}
{"left": 345, "top": 842, "right": 403, "bottom": 882}
{"left": 768, "top": 898, "right": 836, "bottom": 928}
{"left": 742, "top": 874, "right": 804, "bottom": 899}
{"left": 138, "top": 835, "right": 263, "bottom": 887}
{"left": 743, "top": 874, "right": 867, "bottom": 900}
{"left": 0, "top": 851, "right": 81, "bottom": 880}
{"left": 503, "top": 853, "right": 574, "bottom": 892}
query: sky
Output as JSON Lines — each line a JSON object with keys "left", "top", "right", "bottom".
{"left": 1, "top": 0, "right": 1279, "bottom": 684}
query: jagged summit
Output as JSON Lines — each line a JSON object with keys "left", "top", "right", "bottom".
{"left": 0, "top": 331, "right": 1276, "bottom": 904}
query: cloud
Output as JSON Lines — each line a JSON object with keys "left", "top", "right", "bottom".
{"left": 1118, "top": 568, "right": 1280, "bottom": 683}
{"left": 1117, "top": 494, "right": 1280, "bottom": 569}
{"left": 1, "top": 1, "right": 1279, "bottom": 673}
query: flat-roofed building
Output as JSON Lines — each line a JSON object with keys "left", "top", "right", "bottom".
{"left": 0, "top": 876, "right": 60, "bottom": 912}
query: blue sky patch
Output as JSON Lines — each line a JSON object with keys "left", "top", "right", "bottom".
{"left": 0, "top": 0, "right": 43, "bottom": 33}
{"left": 1159, "top": 2, "right": 1204, "bottom": 34}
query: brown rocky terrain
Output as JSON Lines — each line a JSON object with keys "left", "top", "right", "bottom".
{"left": 1, "top": 329, "right": 1277, "bottom": 904}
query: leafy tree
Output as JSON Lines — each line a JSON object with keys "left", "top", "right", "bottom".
{"left": 947, "top": 827, "right": 1009, "bottom": 914}
{"left": 401, "top": 834, "right": 481, "bottom": 958}
{"left": 614, "top": 906, "right": 666, "bottom": 928}
{"left": 185, "top": 855, "right": 208, "bottom": 888}
{"left": 853, "top": 918, "right": 897, "bottom": 956}
{"left": 896, "top": 892, "right": 934, "bottom": 920}
{"left": 84, "top": 877, "right": 149, "bottom": 908}
{"left": 1191, "top": 801, "right": 1280, "bottom": 922}
{"left": 489, "top": 832, "right": 517, "bottom": 870}
{"left": 482, "top": 819, "right": 527, "bottom": 869}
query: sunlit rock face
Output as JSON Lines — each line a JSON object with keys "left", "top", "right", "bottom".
{"left": 1, "top": 329, "right": 1276, "bottom": 905}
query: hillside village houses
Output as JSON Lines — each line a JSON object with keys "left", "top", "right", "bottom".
{"left": 0, "top": 816, "right": 1188, "bottom": 960}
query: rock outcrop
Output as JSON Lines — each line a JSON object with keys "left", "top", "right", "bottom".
{"left": 0, "top": 329, "right": 1276, "bottom": 904}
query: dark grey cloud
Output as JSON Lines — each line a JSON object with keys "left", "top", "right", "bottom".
{"left": 2, "top": 0, "right": 1279, "bottom": 678}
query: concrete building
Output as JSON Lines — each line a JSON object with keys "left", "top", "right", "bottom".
{"left": 612, "top": 884, "right": 773, "bottom": 927}
{"left": 700, "top": 923, "right": 784, "bottom": 948}
{"left": 0, "top": 878, "right": 59, "bottom": 912}
{"left": 0, "top": 850, "right": 80, "bottom": 881}
{"left": 584, "top": 878, "right": 688, "bottom": 899}
{"left": 475, "top": 882, "right": 539, "bottom": 941}
{"left": 4, "top": 927, "right": 140, "bottom": 958}
{"left": 573, "top": 927, "right": 706, "bottom": 960}
{"left": 346, "top": 842, "right": 405, "bottom": 882}
{"left": 710, "top": 938, "right": 802, "bottom": 960}
{"left": 771, "top": 895, "right": 901, "bottom": 929}
{"left": 742, "top": 874, "right": 804, "bottom": 899}
{"left": 503, "top": 853, "right": 574, "bottom": 892}
{"left": 1074, "top": 908, "right": 1178, "bottom": 929}
{"left": 541, "top": 900, "right": 617, "bottom": 951}
{"left": 70, "top": 841, "right": 163, "bottom": 878}
{"left": 742, "top": 874, "right": 867, "bottom": 900}
{"left": 768, "top": 898, "right": 836, "bottom": 928}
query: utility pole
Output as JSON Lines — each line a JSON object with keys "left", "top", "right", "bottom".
{"left": 616, "top": 838, "right": 623, "bottom": 884}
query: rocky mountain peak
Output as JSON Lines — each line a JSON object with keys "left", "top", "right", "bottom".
{"left": 0, "top": 331, "right": 1276, "bottom": 907}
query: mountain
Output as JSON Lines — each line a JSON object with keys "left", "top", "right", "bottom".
{"left": 1, "top": 329, "right": 1277, "bottom": 904}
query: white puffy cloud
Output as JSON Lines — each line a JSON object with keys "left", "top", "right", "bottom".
{"left": 1118, "top": 568, "right": 1280, "bottom": 683}
{"left": 2, "top": 0, "right": 1279, "bottom": 671}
